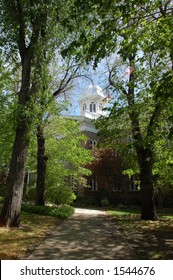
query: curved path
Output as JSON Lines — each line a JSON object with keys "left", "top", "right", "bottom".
{"left": 27, "top": 208, "right": 137, "bottom": 260}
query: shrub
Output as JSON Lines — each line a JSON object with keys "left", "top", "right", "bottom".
{"left": 22, "top": 203, "right": 75, "bottom": 219}
{"left": 46, "top": 184, "right": 76, "bottom": 205}
{"left": 101, "top": 197, "right": 110, "bottom": 207}
{"left": 52, "top": 204, "right": 75, "bottom": 219}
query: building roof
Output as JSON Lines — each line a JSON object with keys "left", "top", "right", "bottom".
{"left": 79, "top": 84, "right": 106, "bottom": 102}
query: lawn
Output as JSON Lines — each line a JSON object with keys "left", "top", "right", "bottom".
{"left": 0, "top": 211, "right": 59, "bottom": 260}
{"left": 107, "top": 208, "right": 173, "bottom": 259}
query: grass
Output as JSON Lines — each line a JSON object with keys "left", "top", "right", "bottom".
{"left": 107, "top": 208, "right": 173, "bottom": 259}
{"left": 108, "top": 209, "right": 140, "bottom": 216}
{"left": 0, "top": 201, "right": 74, "bottom": 259}
{"left": 0, "top": 211, "right": 62, "bottom": 260}
{"left": 0, "top": 201, "right": 74, "bottom": 260}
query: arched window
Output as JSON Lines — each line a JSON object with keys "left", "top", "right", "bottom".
{"left": 90, "top": 102, "right": 96, "bottom": 112}
{"left": 83, "top": 103, "right": 86, "bottom": 111}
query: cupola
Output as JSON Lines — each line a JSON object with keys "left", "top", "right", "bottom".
{"left": 79, "top": 84, "right": 108, "bottom": 119}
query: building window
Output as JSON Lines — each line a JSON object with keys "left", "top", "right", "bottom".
{"left": 112, "top": 176, "right": 121, "bottom": 191}
{"left": 83, "top": 103, "right": 86, "bottom": 111}
{"left": 89, "top": 177, "right": 97, "bottom": 191}
{"left": 90, "top": 102, "right": 96, "bottom": 112}
{"left": 130, "top": 175, "right": 139, "bottom": 191}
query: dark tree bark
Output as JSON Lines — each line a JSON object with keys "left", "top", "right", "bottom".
{"left": 0, "top": 0, "right": 54, "bottom": 227}
{"left": 138, "top": 148, "right": 157, "bottom": 220}
{"left": 0, "top": 1, "right": 40, "bottom": 227}
{"left": 35, "top": 124, "right": 48, "bottom": 206}
{"left": 126, "top": 55, "right": 157, "bottom": 220}
{"left": 0, "top": 49, "right": 32, "bottom": 227}
{"left": 0, "top": 125, "right": 30, "bottom": 227}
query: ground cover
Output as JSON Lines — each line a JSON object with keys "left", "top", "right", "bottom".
{"left": 22, "top": 203, "right": 75, "bottom": 219}
{"left": 0, "top": 198, "right": 74, "bottom": 259}
{"left": 0, "top": 211, "right": 61, "bottom": 259}
{"left": 107, "top": 208, "right": 173, "bottom": 259}
{"left": 1, "top": 205, "right": 173, "bottom": 260}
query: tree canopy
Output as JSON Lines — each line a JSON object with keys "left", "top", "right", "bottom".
{"left": 61, "top": 0, "right": 173, "bottom": 219}
{"left": 0, "top": 0, "right": 76, "bottom": 227}
{"left": 1, "top": 0, "right": 173, "bottom": 225}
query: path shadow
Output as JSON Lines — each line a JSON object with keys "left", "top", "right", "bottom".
{"left": 128, "top": 230, "right": 173, "bottom": 259}
{"left": 27, "top": 211, "right": 137, "bottom": 260}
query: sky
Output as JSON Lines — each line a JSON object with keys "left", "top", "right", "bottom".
{"left": 58, "top": 58, "right": 113, "bottom": 116}
{"left": 56, "top": 51, "right": 132, "bottom": 117}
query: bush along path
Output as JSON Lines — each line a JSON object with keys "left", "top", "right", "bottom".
{"left": 22, "top": 204, "right": 75, "bottom": 219}
{"left": 27, "top": 208, "right": 137, "bottom": 260}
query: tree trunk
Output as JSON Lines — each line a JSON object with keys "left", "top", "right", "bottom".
{"left": 138, "top": 148, "right": 157, "bottom": 220}
{"left": 35, "top": 124, "right": 48, "bottom": 206}
{"left": 0, "top": 48, "right": 32, "bottom": 227}
{"left": 0, "top": 124, "right": 29, "bottom": 227}
{"left": 124, "top": 55, "right": 157, "bottom": 220}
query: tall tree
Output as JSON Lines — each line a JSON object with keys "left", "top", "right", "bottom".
{"left": 35, "top": 57, "right": 88, "bottom": 206}
{"left": 0, "top": 56, "right": 16, "bottom": 183}
{"left": 62, "top": 0, "right": 173, "bottom": 219}
{"left": 0, "top": 0, "right": 71, "bottom": 227}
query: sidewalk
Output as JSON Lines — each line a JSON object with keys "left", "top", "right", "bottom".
{"left": 27, "top": 208, "right": 137, "bottom": 260}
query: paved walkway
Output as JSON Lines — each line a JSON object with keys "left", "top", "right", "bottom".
{"left": 27, "top": 208, "right": 137, "bottom": 260}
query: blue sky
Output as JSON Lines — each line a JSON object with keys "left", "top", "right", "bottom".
{"left": 59, "top": 58, "right": 112, "bottom": 116}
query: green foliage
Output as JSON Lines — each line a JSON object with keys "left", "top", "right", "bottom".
{"left": 153, "top": 138, "right": 173, "bottom": 188}
{"left": 22, "top": 203, "right": 75, "bottom": 219}
{"left": 0, "top": 0, "right": 73, "bottom": 57}
{"left": 46, "top": 184, "right": 76, "bottom": 205}
{"left": 26, "top": 115, "right": 93, "bottom": 204}
{"left": 108, "top": 208, "right": 140, "bottom": 216}
{"left": 54, "top": 204, "right": 75, "bottom": 219}
{"left": 0, "top": 0, "right": 77, "bottom": 174}
{"left": 44, "top": 116, "right": 92, "bottom": 203}
{"left": 61, "top": 1, "right": 173, "bottom": 218}
{"left": 80, "top": 2, "right": 173, "bottom": 200}
{"left": 0, "top": 58, "right": 17, "bottom": 172}
{"left": 101, "top": 197, "right": 110, "bottom": 207}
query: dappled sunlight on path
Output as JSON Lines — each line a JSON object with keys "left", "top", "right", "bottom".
{"left": 27, "top": 208, "right": 137, "bottom": 260}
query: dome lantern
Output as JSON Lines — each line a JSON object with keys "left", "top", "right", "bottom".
{"left": 79, "top": 84, "right": 108, "bottom": 119}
